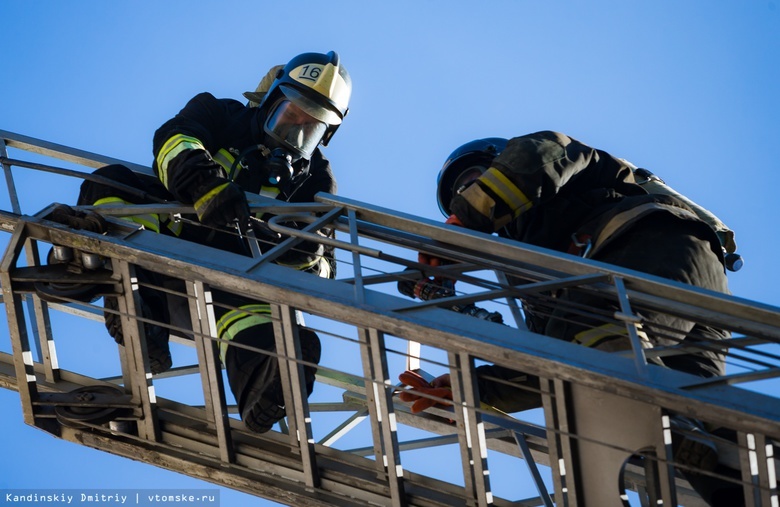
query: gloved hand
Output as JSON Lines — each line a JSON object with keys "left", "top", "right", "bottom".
{"left": 418, "top": 213, "right": 464, "bottom": 269}
{"left": 397, "top": 276, "right": 456, "bottom": 301}
{"left": 194, "top": 178, "right": 251, "bottom": 232}
{"left": 398, "top": 370, "right": 453, "bottom": 413}
{"left": 445, "top": 214, "right": 464, "bottom": 227}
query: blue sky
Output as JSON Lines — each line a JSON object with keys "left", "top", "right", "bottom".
{"left": 1, "top": 2, "right": 778, "bottom": 506}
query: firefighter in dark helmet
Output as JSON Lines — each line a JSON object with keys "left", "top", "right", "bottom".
{"left": 400, "top": 131, "right": 743, "bottom": 506}
{"left": 415, "top": 132, "right": 733, "bottom": 394}
{"left": 76, "top": 51, "right": 352, "bottom": 433}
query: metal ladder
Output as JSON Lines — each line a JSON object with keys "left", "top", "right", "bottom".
{"left": 1, "top": 129, "right": 778, "bottom": 506}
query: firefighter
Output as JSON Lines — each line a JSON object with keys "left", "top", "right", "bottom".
{"left": 400, "top": 132, "right": 743, "bottom": 505}
{"left": 76, "top": 51, "right": 351, "bottom": 433}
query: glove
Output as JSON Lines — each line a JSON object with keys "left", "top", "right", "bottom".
{"left": 445, "top": 214, "right": 464, "bottom": 227}
{"left": 398, "top": 370, "right": 453, "bottom": 413}
{"left": 417, "top": 213, "right": 464, "bottom": 272}
{"left": 397, "top": 277, "right": 455, "bottom": 301}
{"left": 193, "top": 179, "right": 250, "bottom": 232}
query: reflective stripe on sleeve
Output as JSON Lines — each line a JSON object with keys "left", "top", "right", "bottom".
{"left": 216, "top": 304, "right": 273, "bottom": 364}
{"left": 253, "top": 186, "right": 282, "bottom": 222}
{"left": 213, "top": 148, "right": 238, "bottom": 179}
{"left": 156, "top": 134, "right": 207, "bottom": 189}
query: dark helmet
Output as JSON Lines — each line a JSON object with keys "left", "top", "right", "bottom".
{"left": 244, "top": 51, "right": 352, "bottom": 161}
{"left": 436, "top": 138, "right": 507, "bottom": 216}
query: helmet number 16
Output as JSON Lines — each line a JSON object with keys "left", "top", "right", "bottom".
{"left": 298, "top": 64, "right": 323, "bottom": 82}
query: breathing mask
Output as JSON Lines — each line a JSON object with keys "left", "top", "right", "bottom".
{"left": 264, "top": 148, "right": 295, "bottom": 185}
{"left": 263, "top": 98, "right": 328, "bottom": 162}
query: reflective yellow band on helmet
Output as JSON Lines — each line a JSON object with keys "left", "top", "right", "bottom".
{"left": 213, "top": 148, "right": 238, "bottom": 179}
{"left": 194, "top": 182, "right": 229, "bottom": 218}
{"left": 480, "top": 167, "right": 533, "bottom": 216}
{"left": 216, "top": 304, "right": 273, "bottom": 363}
{"left": 157, "top": 134, "right": 207, "bottom": 189}
{"left": 93, "top": 197, "right": 161, "bottom": 233}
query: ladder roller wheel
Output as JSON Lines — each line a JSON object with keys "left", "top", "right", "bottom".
{"left": 55, "top": 385, "right": 130, "bottom": 429}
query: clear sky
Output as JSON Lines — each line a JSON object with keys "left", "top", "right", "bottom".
{"left": 1, "top": 2, "right": 778, "bottom": 506}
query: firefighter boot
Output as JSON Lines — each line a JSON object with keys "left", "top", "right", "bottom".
{"left": 104, "top": 296, "right": 172, "bottom": 374}
{"left": 670, "top": 415, "right": 719, "bottom": 472}
{"left": 241, "top": 328, "right": 322, "bottom": 433}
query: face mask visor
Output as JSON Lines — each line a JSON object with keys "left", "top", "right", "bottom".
{"left": 453, "top": 165, "right": 486, "bottom": 195}
{"left": 264, "top": 99, "right": 328, "bottom": 160}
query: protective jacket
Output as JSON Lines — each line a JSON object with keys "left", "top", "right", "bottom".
{"left": 151, "top": 92, "right": 334, "bottom": 430}
{"left": 78, "top": 92, "right": 337, "bottom": 432}
{"left": 153, "top": 91, "right": 337, "bottom": 276}
{"left": 450, "top": 130, "right": 724, "bottom": 261}
{"left": 449, "top": 131, "right": 730, "bottom": 413}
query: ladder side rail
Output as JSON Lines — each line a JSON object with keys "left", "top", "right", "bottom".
{"left": 3, "top": 133, "right": 775, "bottom": 342}
{"left": 363, "top": 327, "right": 408, "bottom": 507}
{"left": 273, "top": 303, "right": 320, "bottom": 489}
{"left": 189, "top": 280, "right": 235, "bottom": 463}
{"left": 21, "top": 236, "right": 59, "bottom": 382}
{"left": 0, "top": 129, "right": 153, "bottom": 175}
{"left": 0, "top": 137, "right": 22, "bottom": 214}
{"left": 0, "top": 223, "right": 40, "bottom": 424}
{"left": 448, "top": 350, "right": 495, "bottom": 506}
{"left": 319, "top": 193, "right": 780, "bottom": 339}
{"left": 113, "top": 259, "right": 161, "bottom": 441}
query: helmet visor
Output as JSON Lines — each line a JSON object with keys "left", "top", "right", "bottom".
{"left": 453, "top": 165, "right": 486, "bottom": 195}
{"left": 265, "top": 99, "right": 328, "bottom": 159}
{"left": 437, "top": 164, "right": 486, "bottom": 216}
{"left": 281, "top": 84, "right": 343, "bottom": 125}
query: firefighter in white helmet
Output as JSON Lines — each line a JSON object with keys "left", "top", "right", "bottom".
{"left": 76, "top": 51, "right": 352, "bottom": 433}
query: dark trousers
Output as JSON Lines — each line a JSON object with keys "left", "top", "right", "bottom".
{"left": 479, "top": 214, "right": 729, "bottom": 412}
{"left": 476, "top": 214, "right": 737, "bottom": 504}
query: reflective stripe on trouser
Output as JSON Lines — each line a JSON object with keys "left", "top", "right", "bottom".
{"left": 217, "top": 304, "right": 273, "bottom": 364}
{"left": 94, "top": 196, "right": 161, "bottom": 233}
{"left": 571, "top": 322, "right": 652, "bottom": 352}
{"left": 93, "top": 196, "right": 182, "bottom": 236}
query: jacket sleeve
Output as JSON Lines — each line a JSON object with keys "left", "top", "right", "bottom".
{"left": 449, "top": 131, "right": 636, "bottom": 233}
{"left": 152, "top": 92, "right": 241, "bottom": 203}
